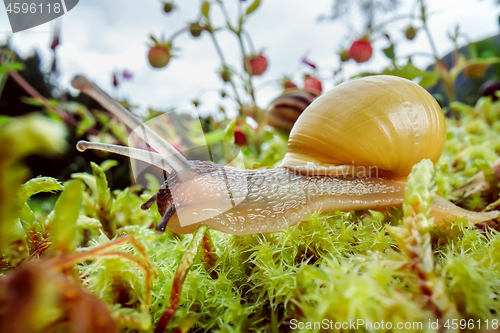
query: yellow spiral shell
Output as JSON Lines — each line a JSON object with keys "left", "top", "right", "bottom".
{"left": 280, "top": 75, "right": 446, "bottom": 179}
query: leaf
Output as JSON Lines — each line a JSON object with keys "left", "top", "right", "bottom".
{"left": 100, "top": 160, "right": 118, "bottom": 172}
{"left": 91, "top": 162, "right": 111, "bottom": 205}
{"left": 18, "top": 177, "right": 63, "bottom": 205}
{"left": 404, "top": 159, "right": 436, "bottom": 219}
{"left": 71, "top": 173, "right": 97, "bottom": 193}
{"left": 204, "top": 128, "right": 225, "bottom": 144}
{"left": 144, "top": 173, "right": 161, "bottom": 191}
{"left": 223, "top": 119, "right": 237, "bottom": 143}
{"left": 383, "top": 60, "right": 422, "bottom": 80}
{"left": 0, "top": 62, "right": 25, "bottom": 74}
{"left": 49, "top": 180, "right": 84, "bottom": 253}
{"left": 383, "top": 44, "right": 395, "bottom": 60}
{"left": 201, "top": 1, "right": 210, "bottom": 18}
{"left": 0, "top": 115, "right": 66, "bottom": 258}
{"left": 76, "top": 215, "right": 102, "bottom": 229}
{"left": 246, "top": 0, "right": 261, "bottom": 15}
{"left": 416, "top": 71, "right": 439, "bottom": 88}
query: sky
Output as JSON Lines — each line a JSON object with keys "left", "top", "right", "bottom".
{"left": 1, "top": 0, "right": 500, "bottom": 119}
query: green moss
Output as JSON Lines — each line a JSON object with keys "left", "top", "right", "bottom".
{"left": 3, "top": 97, "right": 500, "bottom": 332}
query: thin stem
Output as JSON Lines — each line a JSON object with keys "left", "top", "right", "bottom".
{"left": 168, "top": 27, "right": 188, "bottom": 43}
{"left": 419, "top": 0, "right": 438, "bottom": 59}
{"left": 237, "top": 33, "right": 256, "bottom": 101}
{"left": 397, "top": 52, "right": 436, "bottom": 60}
{"left": 50, "top": 236, "right": 157, "bottom": 313}
{"left": 216, "top": 0, "right": 234, "bottom": 31}
{"left": 368, "top": 14, "right": 414, "bottom": 35}
{"left": 208, "top": 30, "right": 243, "bottom": 106}
{"left": 7, "top": 69, "right": 100, "bottom": 136}
{"left": 0, "top": 49, "right": 12, "bottom": 99}
{"left": 244, "top": 31, "right": 256, "bottom": 54}
{"left": 201, "top": 230, "right": 218, "bottom": 279}
{"left": 154, "top": 225, "right": 209, "bottom": 333}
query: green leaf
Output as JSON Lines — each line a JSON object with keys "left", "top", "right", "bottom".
{"left": 100, "top": 160, "right": 118, "bottom": 172}
{"left": 0, "top": 62, "right": 25, "bottom": 74}
{"left": 77, "top": 215, "right": 102, "bottom": 229}
{"left": 71, "top": 173, "right": 97, "bottom": 193}
{"left": 223, "top": 119, "right": 237, "bottom": 143}
{"left": 246, "top": 0, "right": 261, "bottom": 15}
{"left": 416, "top": 71, "right": 439, "bottom": 88}
{"left": 383, "top": 59, "right": 422, "bottom": 80}
{"left": 49, "top": 179, "right": 84, "bottom": 253}
{"left": 404, "top": 159, "right": 436, "bottom": 219}
{"left": 0, "top": 115, "right": 11, "bottom": 127}
{"left": 18, "top": 177, "right": 63, "bottom": 205}
{"left": 201, "top": 1, "right": 210, "bottom": 18}
{"left": 144, "top": 173, "right": 161, "bottom": 191}
{"left": 91, "top": 162, "right": 110, "bottom": 205}
{"left": 383, "top": 44, "right": 395, "bottom": 60}
{"left": 0, "top": 115, "right": 66, "bottom": 257}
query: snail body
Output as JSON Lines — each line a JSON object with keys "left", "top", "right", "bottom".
{"left": 72, "top": 75, "right": 498, "bottom": 236}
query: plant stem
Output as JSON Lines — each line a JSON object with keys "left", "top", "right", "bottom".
{"left": 244, "top": 31, "right": 256, "bottom": 54}
{"left": 208, "top": 30, "right": 243, "bottom": 106}
{"left": 7, "top": 69, "right": 101, "bottom": 136}
{"left": 154, "top": 225, "right": 209, "bottom": 333}
{"left": 368, "top": 14, "right": 414, "bottom": 35}
{"left": 168, "top": 27, "right": 188, "bottom": 43}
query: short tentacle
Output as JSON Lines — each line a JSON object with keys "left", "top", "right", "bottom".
{"left": 156, "top": 206, "right": 176, "bottom": 233}
{"left": 141, "top": 193, "right": 158, "bottom": 210}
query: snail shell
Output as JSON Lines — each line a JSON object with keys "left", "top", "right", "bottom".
{"left": 281, "top": 75, "right": 446, "bottom": 179}
{"left": 267, "top": 89, "right": 318, "bottom": 132}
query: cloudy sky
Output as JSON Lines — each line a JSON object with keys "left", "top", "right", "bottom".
{"left": 1, "top": 0, "right": 499, "bottom": 118}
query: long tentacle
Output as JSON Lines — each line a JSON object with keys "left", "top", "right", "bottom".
{"left": 71, "top": 75, "right": 194, "bottom": 181}
{"left": 77, "top": 140, "right": 173, "bottom": 173}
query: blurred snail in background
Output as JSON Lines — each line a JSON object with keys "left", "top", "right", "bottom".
{"left": 72, "top": 75, "right": 498, "bottom": 236}
{"left": 267, "top": 88, "right": 319, "bottom": 132}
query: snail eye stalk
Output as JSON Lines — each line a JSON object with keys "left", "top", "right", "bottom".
{"left": 76, "top": 140, "right": 173, "bottom": 173}
{"left": 71, "top": 75, "right": 194, "bottom": 181}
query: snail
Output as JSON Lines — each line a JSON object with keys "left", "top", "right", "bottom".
{"left": 72, "top": 75, "right": 498, "bottom": 236}
{"left": 267, "top": 88, "right": 319, "bottom": 132}
{"left": 72, "top": 74, "right": 499, "bottom": 332}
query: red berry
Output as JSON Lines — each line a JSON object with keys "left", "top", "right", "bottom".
{"left": 148, "top": 45, "right": 171, "bottom": 68}
{"left": 303, "top": 76, "right": 322, "bottom": 94}
{"left": 348, "top": 39, "right": 373, "bottom": 63}
{"left": 234, "top": 126, "right": 248, "bottom": 146}
{"left": 245, "top": 54, "right": 268, "bottom": 76}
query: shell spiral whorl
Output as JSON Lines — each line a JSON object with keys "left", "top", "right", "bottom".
{"left": 280, "top": 75, "right": 447, "bottom": 179}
